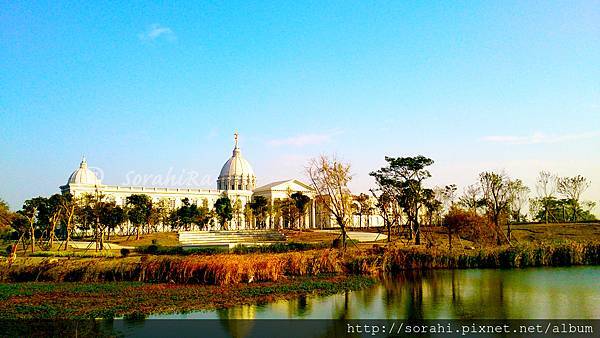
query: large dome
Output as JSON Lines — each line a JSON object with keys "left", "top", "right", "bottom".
{"left": 217, "top": 134, "right": 256, "bottom": 191}
{"left": 67, "top": 157, "right": 101, "bottom": 186}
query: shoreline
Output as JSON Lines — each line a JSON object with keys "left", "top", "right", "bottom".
{"left": 2, "top": 240, "right": 598, "bottom": 285}
{"left": 0, "top": 275, "right": 375, "bottom": 319}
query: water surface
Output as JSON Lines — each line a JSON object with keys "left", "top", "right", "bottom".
{"left": 152, "top": 266, "right": 600, "bottom": 319}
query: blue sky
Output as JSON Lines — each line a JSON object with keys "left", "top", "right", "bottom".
{"left": 1, "top": 1, "right": 599, "bottom": 211}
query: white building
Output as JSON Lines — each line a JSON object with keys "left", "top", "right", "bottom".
{"left": 60, "top": 134, "right": 382, "bottom": 229}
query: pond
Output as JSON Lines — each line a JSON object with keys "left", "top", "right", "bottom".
{"left": 153, "top": 266, "right": 600, "bottom": 320}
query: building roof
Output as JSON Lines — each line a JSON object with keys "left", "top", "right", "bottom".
{"left": 67, "top": 157, "right": 101, "bottom": 186}
{"left": 254, "top": 179, "right": 313, "bottom": 193}
{"left": 218, "top": 137, "right": 255, "bottom": 179}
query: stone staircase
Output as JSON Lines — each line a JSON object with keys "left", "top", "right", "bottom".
{"left": 178, "top": 230, "right": 286, "bottom": 249}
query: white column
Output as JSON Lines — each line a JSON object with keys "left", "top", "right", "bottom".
{"left": 311, "top": 200, "right": 316, "bottom": 229}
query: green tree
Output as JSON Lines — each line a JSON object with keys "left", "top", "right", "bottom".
{"left": 11, "top": 213, "right": 29, "bottom": 250}
{"left": 20, "top": 197, "right": 47, "bottom": 252}
{"left": 370, "top": 156, "right": 434, "bottom": 245}
{"left": 214, "top": 196, "right": 233, "bottom": 230}
{"left": 291, "top": 192, "right": 311, "bottom": 229}
{"left": 46, "top": 194, "right": 65, "bottom": 248}
{"left": 249, "top": 196, "right": 269, "bottom": 229}
{"left": 126, "top": 194, "right": 152, "bottom": 240}
{"left": 176, "top": 198, "right": 199, "bottom": 231}
{"left": 557, "top": 175, "right": 590, "bottom": 222}
{"left": 100, "top": 202, "right": 125, "bottom": 241}
{"left": 195, "top": 199, "right": 214, "bottom": 231}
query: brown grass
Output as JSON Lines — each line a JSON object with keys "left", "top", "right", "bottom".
{"left": 1, "top": 250, "right": 344, "bottom": 286}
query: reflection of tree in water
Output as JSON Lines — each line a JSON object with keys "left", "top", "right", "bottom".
{"left": 379, "top": 269, "right": 512, "bottom": 319}
{"left": 216, "top": 305, "right": 256, "bottom": 338}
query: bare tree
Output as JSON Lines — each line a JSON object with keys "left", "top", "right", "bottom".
{"left": 557, "top": 175, "right": 590, "bottom": 222}
{"left": 535, "top": 171, "right": 557, "bottom": 224}
{"left": 508, "top": 179, "right": 530, "bottom": 223}
{"left": 458, "top": 184, "right": 482, "bottom": 214}
{"left": 306, "top": 155, "right": 353, "bottom": 248}
{"left": 479, "top": 171, "right": 512, "bottom": 244}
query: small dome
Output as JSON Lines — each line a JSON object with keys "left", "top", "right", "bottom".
{"left": 67, "top": 157, "right": 100, "bottom": 186}
{"left": 217, "top": 133, "right": 256, "bottom": 191}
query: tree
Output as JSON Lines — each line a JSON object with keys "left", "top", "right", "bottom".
{"left": 153, "top": 199, "right": 172, "bottom": 232}
{"left": 78, "top": 192, "right": 109, "bottom": 251}
{"left": 370, "top": 156, "right": 434, "bottom": 245}
{"left": 353, "top": 193, "right": 371, "bottom": 228}
{"left": 458, "top": 184, "right": 483, "bottom": 214}
{"left": 423, "top": 189, "right": 442, "bottom": 227}
{"left": 232, "top": 198, "right": 243, "bottom": 229}
{"left": 214, "top": 196, "right": 233, "bottom": 230}
{"left": 444, "top": 206, "right": 492, "bottom": 249}
{"left": 0, "top": 198, "right": 14, "bottom": 230}
{"left": 369, "top": 189, "right": 401, "bottom": 241}
{"left": 20, "top": 197, "right": 47, "bottom": 253}
{"left": 557, "top": 175, "right": 590, "bottom": 222}
{"left": 126, "top": 194, "right": 152, "bottom": 240}
{"left": 100, "top": 202, "right": 125, "bottom": 241}
{"left": 46, "top": 194, "right": 65, "bottom": 248}
{"left": 249, "top": 196, "right": 269, "bottom": 229}
{"left": 10, "top": 213, "right": 29, "bottom": 250}
{"left": 535, "top": 171, "right": 557, "bottom": 224}
{"left": 195, "top": 199, "right": 214, "bottom": 231}
{"left": 176, "top": 198, "right": 199, "bottom": 231}
{"left": 243, "top": 203, "right": 253, "bottom": 228}
{"left": 60, "top": 193, "right": 78, "bottom": 251}
{"left": 508, "top": 179, "right": 530, "bottom": 223}
{"left": 479, "top": 171, "right": 512, "bottom": 244}
{"left": 307, "top": 155, "right": 353, "bottom": 249}
{"left": 291, "top": 192, "right": 311, "bottom": 229}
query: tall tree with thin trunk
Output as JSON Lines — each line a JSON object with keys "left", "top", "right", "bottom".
{"left": 20, "top": 197, "right": 46, "bottom": 253}
{"left": 306, "top": 155, "right": 353, "bottom": 249}
{"left": 60, "top": 193, "right": 77, "bottom": 251}
{"left": 508, "top": 179, "right": 530, "bottom": 223}
{"left": 557, "top": 175, "right": 590, "bottom": 222}
{"left": 479, "top": 171, "right": 512, "bottom": 244}
{"left": 535, "top": 171, "right": 557, "bottom": 224}
{"left": 126, "top": 194, "right": 152, "bottom": 240}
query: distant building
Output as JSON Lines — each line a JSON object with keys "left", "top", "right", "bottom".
{"left": 60, "top": 133, "right": 382, "bottom": 229}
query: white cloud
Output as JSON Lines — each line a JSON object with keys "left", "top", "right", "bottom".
{"left": 139, "top": 24, "right": 176, "bottom": 42}
{"left": 267, "top": 130, "right": 342, "bottom": 147}
{"left": 483, "top": 131, "right": 600, "bottom": 145}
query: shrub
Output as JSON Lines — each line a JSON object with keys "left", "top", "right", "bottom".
{"left": 120, "top": 248, "right": 130, "bottom": 257}
{"left": 146, "top": 245, "right": 159, "bottom": 254}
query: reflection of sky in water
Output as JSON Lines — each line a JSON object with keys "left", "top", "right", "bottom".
{"left": 150, "top": 266, "right": 600, "bottom": 320}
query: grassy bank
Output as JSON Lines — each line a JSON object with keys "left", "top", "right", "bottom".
{"left": 0, "top": 275, "right": 375, "bottom": 319}
{"left": 349, "top": 241, "right": 600, "bottom": 274}
{"left": 2, "top": 249, "right": 344, "bottom": 285}
{"left": 2, "top": 241, "right": 598, "bottom": 285}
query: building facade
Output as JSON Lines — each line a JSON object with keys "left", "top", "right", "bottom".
{"left": 60, "top": 134, "right": 382, "bottom": 230}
